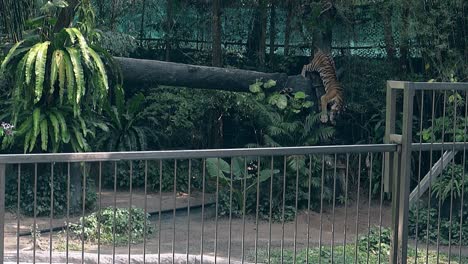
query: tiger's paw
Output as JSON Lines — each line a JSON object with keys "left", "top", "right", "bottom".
{"left": 320, "top": 113, "right": 329, "bottom": 123}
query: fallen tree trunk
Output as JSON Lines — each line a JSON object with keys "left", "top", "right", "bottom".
{"left": 115, "top": 57, "right": 313, "bottom": 95}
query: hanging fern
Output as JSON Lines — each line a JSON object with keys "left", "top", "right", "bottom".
{"left": 0, "top": 1, "right": 115, "bottom": 152}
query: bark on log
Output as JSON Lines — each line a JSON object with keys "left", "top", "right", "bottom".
{"left": 115, "top": 57, "right": 313, "bottom": 97}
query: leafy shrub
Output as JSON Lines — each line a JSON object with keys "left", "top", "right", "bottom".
{"left": 70, "top": 207, "right": 153, "bottom": 244}
{"left": 358, "top": 226, "right": 391, "bottom": 255}
{"left": 409, "top": 201, "right": 468, "bottom": 246}
{"left": 5, "top": 164, "right": 96, "bottom": 216}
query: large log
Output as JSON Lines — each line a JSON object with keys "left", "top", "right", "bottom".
{"left": 0, "top": 56, "right": 316, "bottom": 105}
{"left": 115, "top": 57, "right": 313, "bottom": 95}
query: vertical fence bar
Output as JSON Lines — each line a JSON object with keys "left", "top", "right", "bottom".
{"left": 66, "top": 162, "right": 70, "bottom": 264}
{"left": 437, "top": 91, "right": 448, "bottom": 264}
{"left": 459, "top": 91, "right": 468, "bottom": 263}
{"left": 128, "top": 161, "right": 133, "bottom": 262}
{"left": 113, "top": 162, "right": 117, "bottom": 264}
{"left": 354, "top": 154, "right": 362, "bottom": 264}
{"left": 33, "top": 163, "right": 37, "bottom": 264}
{"left": 343, "top": 154, "right": 349, "bottom": 264}
{"left": 97, "top": 162, "right": 102, "bottom": 264}
{"left": 255, "top": 157, "right": 261, "bottom": 263}
{"left": 158, "top": 160, "right": 162, "bottom": 264}
{"left": 397, "top": 82, "right": 415, "bottom": 264}
{"left": 241, "top": 157, "right": 247, "bottom": 264}
{"left": 81, "top": 163, "right": 87, "bottom": 264}
{"left": 366, "top": 153, "right": 373, "bottom": 264}
{"left": 16, "top": 164, "right": 21, "bottom": 264}
{"left": 268, "top": 156, "right": 274, "bottom": 264}
{"left": 280, "top": 156, "right": 286, "bottom": 264}
{"left": 306, "top": 155, "right": 312, "bottom": 264}
{"left": 415, "top": 90, "right": 425, "bottom": 264}
{"left": 293, "top": 156, "right": 299, "bottom": 264}
{"left": 201, "top": 159, "right": 206, "bottom": 263}
{"left": 143, "top": 161, "right": 148, "bottom": 264}
{"left": 172, "top": 160, "right": 177, "bottom": 263}
{"left": 378, "top": 154, "right": 386, "bottom": 264}
{"left": 319, "top": 154, "right": 325, "bottom": 264}
{"left": 49, "top": 163, "right": 54, "bottom": 264}
{"left": 425, "top": 90, "right": 436, "bottom": 263}
{"left": 448, "top": 90, "right": 458, "bottom": 262}
{"left": 0, "top": 163, "right": 5, "bottom": 264}
{"left": 331, "top": 154, "right": 337, "bottom": 264}
{"left": 187, "top": 159, "right": 192, "bottom": 263}
{"left": 215, "top": 157, "right": 220, "bottom": 264}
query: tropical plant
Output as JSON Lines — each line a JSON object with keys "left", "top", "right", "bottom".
{"left": 95, "top": 86, "right": 156, "bottom": 151}
{"left": 206, "top": 157, "right": 280, "bottom": 216}
{"left": 0, "top": 0, "right": 116, "bottom": 153}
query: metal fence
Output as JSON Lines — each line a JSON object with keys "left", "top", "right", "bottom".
{"left": 0, "top": 81, "right": 466, "bottom": 264}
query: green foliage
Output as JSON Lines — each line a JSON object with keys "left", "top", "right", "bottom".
{"left": 5, "top": 165, "right": 96, "bottom": 217}
{"left": 420, "top": 92, "right": 468, "bottom": 143}
{"left": 206, "top": 157, "right": 280, "bottom": 217}
{"left": 70, "top": 207, "right": 153, "bottom": 244}
{"left": 432, "top": 164, "right": 468, "bottom": 203}
{"left": 254, "top": 242, "right": 467, "bottom": 264}
{"left": 96, "top": 86, "right": 156, "bottom": 151}
{"left": 358, "top": 227, "right": 391, "bottom": 256}
{"left": 0, "top": 1, "right": 115, "bottom": 153}
{"left": 409, "top": 201, "right": 468, "bottom": 246}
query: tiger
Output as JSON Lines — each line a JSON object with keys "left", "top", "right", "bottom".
{"left": 301, "top": 49, "right": 344, "bottom": 124}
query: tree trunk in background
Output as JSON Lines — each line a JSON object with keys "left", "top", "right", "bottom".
{"left": 110, "top": 0, "right": 117, "bottom": 30}
{"left": 380, "top": 1, "right": 395, "bottom": 59}
{"left": 212, "top": 0, "right": 222, "bottom": 67}
{"left": 258, "top": 0, "right": 268, "bottom": 68}
{"left": 53, "top": 0, "right": 79, "bottom": 32}
{"left": 165, "top": 0, "right": 174, "bottom": 61}
{"left": 399, "top": 0, "right": 410, "bottom": 73}
{"left": 311, "top": 0, "right": 334, "bottom": 53}
{"left": 269, "top": 0, "right": 276, "bottom": 65}
{"left": 246, "top": 1, "right": 261, "bottom": 62}
{"left": 284, "top": 0, "right": 293, "bottom": 56}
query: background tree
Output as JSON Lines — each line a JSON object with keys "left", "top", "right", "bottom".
{"left": 212, "top": 0, "right": 222, "bottom": 66}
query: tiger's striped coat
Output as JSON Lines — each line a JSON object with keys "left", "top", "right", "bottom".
{"left": 301, "top": 50, "right": 344, "bottom": 124}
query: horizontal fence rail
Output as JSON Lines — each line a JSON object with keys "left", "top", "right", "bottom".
{"left": 0, "top": 144, "right": 398, "bottom": 164}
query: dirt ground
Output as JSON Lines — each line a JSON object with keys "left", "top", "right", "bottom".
{"left": 1, "top": 189, "right": 405, "bottom": 261}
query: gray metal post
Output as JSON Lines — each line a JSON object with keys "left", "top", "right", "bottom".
{"left": 398, "top": 82, "right": 415, "bottom": 264}
{"left": 384, "top": 81, "right": 397, "bottom": 193}
{"left": 0, "top": 163, "right": 5, "bottom": 263}
{"left": 386, "top": 81, "right": 400, "bottom": 264}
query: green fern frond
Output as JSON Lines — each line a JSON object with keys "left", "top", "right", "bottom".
{"left": 40, "top": 119, "right": 48, "bottom": 151}
{"left": 88, "top": 47, "right": 109, "bottom": 91}
{"left": 34, "top": 41, "right": 50, "bottom": 103}
{"left": 33, "top": 107, "right": 41, "bottom": 138}
{"left": 25, "top": 43, "right": 42, "bottom": 85}
{"left": 50, "top": 50, "right": 62, "bottom": 94}
{"left": 13, "top": 56, "right": 27, "bottom": 104}
{"left": 52, "top": 110, "right": 70, "bottom": 143}
{"left": 1, "top": 40, "right": 24, "bottom": 71}
{"left": 64, "top": 28, "right": 77, "bottom": 44}
{"left": 48, "top": 112, "right": 60, "bottom": 143}
{"left": 66, "top": 47, "right": 85, "bottom": 104}
{"left": 57, "top": 50, "right": 66, "bottom": 104}
{"left": 71, "top": 28, "right": 91, "bottom": 66}
{"left": 62, "top": 51, "right": 75, "bottom": 105}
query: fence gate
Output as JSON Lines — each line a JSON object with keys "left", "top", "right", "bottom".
{"left": 0, "top": 81, "right": 466, "bottom": 264}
